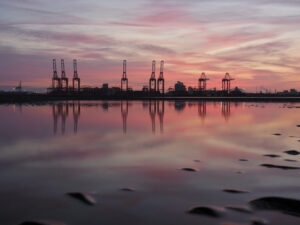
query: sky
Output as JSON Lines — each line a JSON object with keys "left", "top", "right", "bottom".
{"left": 0, "top": 0, "right": 300, "bottom": 92}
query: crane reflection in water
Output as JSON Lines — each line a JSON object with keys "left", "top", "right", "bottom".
{"left": 51, "top": 100, "right": 233, "bottom": 135}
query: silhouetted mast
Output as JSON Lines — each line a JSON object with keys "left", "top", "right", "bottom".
{"left": 52, "top": 59, "right": 61, "bottom": 90}
{"left": 72, "top": 59, "right": 80, "bottom": 91}
{"left": 149, "top": 60, "right": 156, "bottom": 92}
{"left": 157, "top": 60, "right": 165, "bottom": 94}
{"left": 60, "top": 59, "right": 68, "bottom": 91}
{"left": 121, "top": 60, "right": 128, "bottom": 92}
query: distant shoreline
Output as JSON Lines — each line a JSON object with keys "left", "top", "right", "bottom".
{"left": 2, "top": 93, "right": 300, "bottom": 103}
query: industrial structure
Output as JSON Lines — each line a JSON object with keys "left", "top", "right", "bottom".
{"left": 121, "top": 60, "right": 128, "bottom": 92}
{"left": 157, "top": 60, "right": 165, "bottom": 94}
{"left": 149, "top": 60, "right": 156, "bottom": 92}
{"left": 60, "top": 59, "right": 68, "bottom": 91}
{"left": 48, "top": 58, "right": 241, "bottom": 96}
{"left": 198, "top": 72, "right": 209, "bottom": 93}
{"left": 72, "top": 59, "right": 80, "bottom": 91}
{"left": 52, "top": 59, "right": 60, "bottom": 90}
{"left": 222, "top": 73, "right": 234, "bottom": 94}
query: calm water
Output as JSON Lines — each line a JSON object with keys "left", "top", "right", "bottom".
{"left": 0, "top": 101, "right": 299, "bottom": 225}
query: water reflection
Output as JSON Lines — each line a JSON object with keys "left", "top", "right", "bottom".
{"left": 121, "top": 101, "right": 128, "bottom": 133}
{"left": 221, "top": 101, "right": 231, "bottom": 122}
{"left": 52, "top": 102, "right": 80, "bottom": 135}
{"left": 174, "top": 100, "right": 186, "bottom": 111}
{"left": 157, "top": 101, "right": 164, "bottom": 133}
{"left": 50, "top": 100, "right": 234, "bottom": 135}
{"left": 73, "top": 101, "right": 80, "bottom": 133}
{"left": 198, "top": 101, "right": 206, "bottom": 123}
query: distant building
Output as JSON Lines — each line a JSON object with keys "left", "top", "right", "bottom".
{"left": 167, "top": 87, "right": 174, "bottom": 93}
{"left": 188, "top": 86, "right": 197, "bottom": 94}
{"left": 175, "top": 81, "right": 186, "bottom": 92}
{"left": 290, "top": 89, "right": 297, "bottom": 94}
{"left": 142, "top": 86, "right": 148, "bottom": 92}
{"left": 283, "top": 90, "right": 289, "bottom": 94}
{"left": 102, "top": 83, "right": 109, "bottom": 89}
{"left": 111, "top": 87, "right": 121, "bottom": 95}
{"left": 231, "top": 86, "right": 244, "bottom": 94}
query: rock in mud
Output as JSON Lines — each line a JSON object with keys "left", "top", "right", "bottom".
{"left": 251, "top": 218, "right": 268, "bottom": 225}
{"left": 249, "top": 197, "right": 300, "bottom": 217}
{"left": 66, "top": 192, "right": 96, "bottom": 205}
{"left": 297, "top": 125, "right": 300, "bottom": 127}
{"left": 181, "top": 168, "right": 197, "bottom": 172}
{"left": 284, "top": 150, "right": 300, "bottom": 155}
{"left": 263, "top": 154, "right": 280, "bottom": 158}
{"left": 239, "top": 159, "right": 248, "bottom": 162}
{"left": 194, "top": 160, "right": 201, "bottom": 163}
{"left": 222, "top": 189, "right": 250, "bottom": 194}
{"left": 260, "top": 164, "right": 300, "bottom": 170}
{"left": 273, "top": 133, "right": 282, "bottom": 136}
{"left": 187, "top": 206, "right": 225, "bottom": 217}
{"left": 225, "top": 205, "right": 253, "bottom": 214}
{"left": 19, "top": 221, "right": 66, "bottom": 225}
{"left": 120, "top": 187, "right": 135, "bottom": 192}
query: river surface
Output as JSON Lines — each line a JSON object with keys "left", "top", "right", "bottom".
{"left": 0, "top": 101, "right": 299, "bottom": 225}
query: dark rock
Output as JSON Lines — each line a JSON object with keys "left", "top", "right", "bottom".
{"left": 239, "top": 159, "right": 248, "bottom": 162}
{"left": 120, "top": 187, "right": 135, "bottom": 192}
{"left": 225, "top": 205, "right": 253, "bottom": 213}
{"left": 284, "top": 150, "right": 300, "bottom": 155}
{"left": 19, "top": 221, "right": 66, "bottom": 225}
{"left": 187, "top": 206, "right": 225, "bottom": 217}
{"left": 273, "top": 133, "right": 282, "bottom": 136}
{"left": 285, "top": 159, "right": 298, "bottom": 162}
{"left": 194, "top": 160, "right": 201, "bottom": 163}
{"left": 67, "top": 192, "right": 96, "bottom": 205}
{"left": 297, "top": 125, "right": 300, "bottom": 127}
{"left": 261, "top": 164, "right": 300, "bottom": 170}
{"left": 223, "top": 189, "right": 250, "bottom": 194}
{"left": 249, "top": 197, "right": 300, "bottom": 217}
{"left": 251, "top": 218, "right": 268, "bottom": 225}
{"left": 181, "top": 168, "right": 197, "bottom": 172}
{"left": 263, "top": 154, "right": 280, "bottom": 158}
